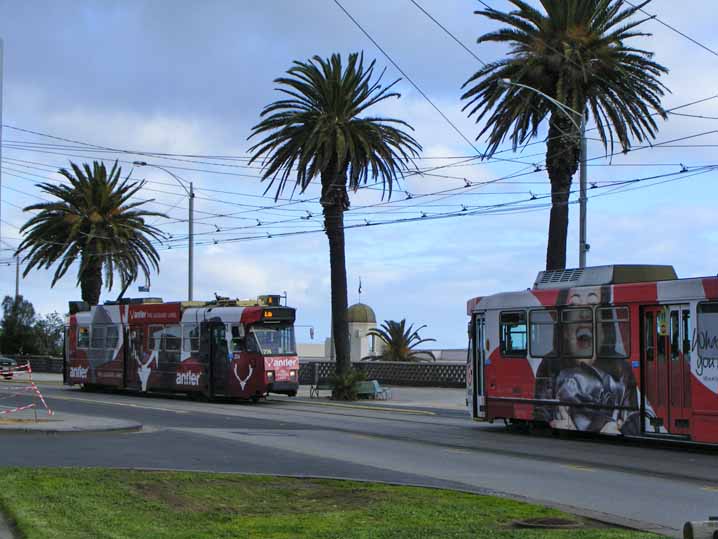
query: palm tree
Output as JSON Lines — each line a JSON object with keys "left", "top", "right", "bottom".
{"left": 366, "top": 319, "right": 436, "bottom": 362}
{"left": 16, "top": 161, "right": 166, "bottom": 305}
{"left": 461, "top": 0, "right": 668, "bottom": 270}
{"left": 248, "top": 52, "right": 421, "bottom": 382}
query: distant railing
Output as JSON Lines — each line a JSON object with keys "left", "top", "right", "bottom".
{"left": 299, "top": 360, "right": 465, "bottom": 388}
{"left": 4, "top": 355, "right": 467, "bottom": 387}
{"left": 5, "top": 355, "right": 63, "bottom": 374}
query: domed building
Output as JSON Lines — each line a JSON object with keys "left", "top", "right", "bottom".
{"left": 347, "top": 302, "right": 382, "bottom": 362}
{"left": 324, "top": 302, "right": 383, "bottom": 362}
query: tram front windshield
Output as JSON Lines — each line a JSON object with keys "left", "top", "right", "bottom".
{"left": 250, "top": 325, "right": 296, "bottom": 356}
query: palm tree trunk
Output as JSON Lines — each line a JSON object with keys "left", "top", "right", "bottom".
{"left": 323, "top": 203, "right": 350, "bottom": 377}
{"left": 320, "top": 167, "right": 351, "bottom": 379}
{"left": 80, "top": 254, "right": 103, "bottom": 305}
{"left": 545, "top": 113, "right": 581, "bottom": 271}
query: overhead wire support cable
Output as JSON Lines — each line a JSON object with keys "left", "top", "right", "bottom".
{"left": 623, "top": 0, "right": 718, "bottom": 59}
{"left": 332, "top": 0, "right": 529, "bottom": 165}
{"left": 408, "top": 0, "right": 487, "bottom": 66}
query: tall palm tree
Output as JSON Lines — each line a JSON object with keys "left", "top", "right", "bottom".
{"left": 16, "top": 161, "right": 166, "bottom": 305}
{"left": 366, "top": 319, "right": 436, "bottom": 362}
{"left": 461, "top": 0, "right": 668, "bottom": 270}
{"left": 248, "top": 52, "right": 421, "bottom": 383}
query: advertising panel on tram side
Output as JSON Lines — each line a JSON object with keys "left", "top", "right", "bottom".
{"left": 64, "top": 295, "right": 299, "bottom": 402}
{"left": 465, "top": 265, "right": 718, "bottom": 445}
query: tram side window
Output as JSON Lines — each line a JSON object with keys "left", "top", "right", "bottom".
{"left": 596, "top": 307, "right": 630, "bottom": 358}
{"left": 561, "top": 308, "right": 593, "bottom": 358}
{"left": 90, "top": 326, "right": 106, "bottom": 349}
{"left": 529, "top": 309, "right": 558, "bottom": 357}
{"left": 500, "top": 312, "right": 527, "bottom": 357}
{"left": 696, "top": 303, "right": 718, "bottom": 359}
{"left": 164, "top": 325, "right": 182, "bottom": 363}
{"left": 105, "top": 325, "right": 119, "bottom": 349}
{"left": 183, "top": 324, "right": 200, "bottom": 352}
{"left": 148, "top": 325, "right": 163, "bottom": 351}
{"left": 77, "top": 327, "right": 90, "bottom": 349}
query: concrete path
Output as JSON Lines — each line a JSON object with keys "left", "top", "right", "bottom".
{"left": 0, "top": 409, "right": 141, "bottom": 433}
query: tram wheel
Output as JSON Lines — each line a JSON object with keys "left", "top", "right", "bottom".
{"left": 287, "top": 390, "right": 297, "bottom": 397}
{"left": 250, "top": 395, "right": 260, "bottom": 403}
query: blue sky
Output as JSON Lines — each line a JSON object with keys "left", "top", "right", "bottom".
{"left": 0, "top": 0, "right": 717, "bottom": 348}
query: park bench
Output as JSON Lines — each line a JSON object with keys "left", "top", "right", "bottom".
{"left": 355, "top": 380, "right": 391, "bottom": 400}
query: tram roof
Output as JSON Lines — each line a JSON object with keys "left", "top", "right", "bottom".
{"left": 467, "top": 265, "right": 718, "bottom": 314}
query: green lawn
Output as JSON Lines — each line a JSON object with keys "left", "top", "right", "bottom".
{"left": 0, "top": 468, "right": 656, "bottom": 539}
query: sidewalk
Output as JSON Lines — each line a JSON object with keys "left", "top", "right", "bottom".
{"left": 0, "top": 408, "right": 142, "bottom": 434}
{"left": 0, "top": 373, "right": 141, "bottom": 434}
{"left": 290, "top": 384, "right": 467, "bottom": 411}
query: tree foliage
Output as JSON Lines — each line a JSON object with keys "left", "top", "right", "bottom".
{"left": 461, "top": 0, "right": 668, "bottom": 270}
{"left": 366, "top": 319, "right": 436, "bottom": 362}
{"left": 0, "top": 296, "right": 63, "bottom": 356}
{"left": 16, "top": 161, "right": 166, "bottom": 305}
{"left": 248, "top": 52, "right": 421, "bottom": 388}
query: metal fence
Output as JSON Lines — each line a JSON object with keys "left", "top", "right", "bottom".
{"left": 5, "top": 355, "right": 63, "bottom": 374}
{"left": 299, "top": 360, "right": 465, "bottom": 388}
{"left": 5, "top": 355, "right": 467, "bottom": 388}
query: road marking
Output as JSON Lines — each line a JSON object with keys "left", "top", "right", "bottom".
{"left": 350, "top": 433, "right": 379, "bottom": 441}
{"left": 701, "top": 486, "right": 718, "bottom": 492}
{"left": 280, "top": 399, "right": 436, "bottom": 416}
{"left": 48, "top": 394, "right": 189, "bottom": 414}
{"left": 563, "top": 464, "right": 595, "bottom": 472}
{"left": 446, "top": 448, "right": 472, "bottom": 454}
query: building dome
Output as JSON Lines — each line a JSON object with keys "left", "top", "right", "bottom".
{"left": 346, "top": 303, "right": 376, "bottom": 324}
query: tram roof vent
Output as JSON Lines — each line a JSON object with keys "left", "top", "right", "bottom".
{"left": 533, "top": 265, "right": 677, "bottom": 290}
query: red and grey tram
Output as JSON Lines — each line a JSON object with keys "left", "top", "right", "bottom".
{"left": 65, "top": 294, "right": 299, "bottom": 400}
{"left": 466, "top": 265, "right": 718, "bottom": 445}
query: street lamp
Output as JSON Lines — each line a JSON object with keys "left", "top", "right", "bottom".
{"left": 133, "top": 161, "right": 195, "bottom": 301}
{"left": 498, "top": 79, "right": 589, "bottom": 268}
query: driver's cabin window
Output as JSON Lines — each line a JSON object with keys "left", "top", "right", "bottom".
{"left": 230, "top": 325, "right": 244, "bottom": 353}
{"left": 500, "top": 311, "right": 527, "bottom": 357}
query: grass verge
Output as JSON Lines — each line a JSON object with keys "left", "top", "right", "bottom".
{"left": 0, "top": 468, "right": 656, "bottom": 539}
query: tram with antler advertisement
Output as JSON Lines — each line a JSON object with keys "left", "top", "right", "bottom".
{"left": 64, "top": 294, "right": 299, "bottom": 401}
{"left": 466, "top": 265, "right": 718, "bottom": 445}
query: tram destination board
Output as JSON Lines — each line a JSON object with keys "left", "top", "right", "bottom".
{"left": 262, "top": 308, "right": 295, "bottom": 322}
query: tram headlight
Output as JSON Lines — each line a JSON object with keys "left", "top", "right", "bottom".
{"left": 266, "top": 370, "right": 275, "bottom": 382}
{"left": 289, "top": 370, "right": 297, "bottom": 380}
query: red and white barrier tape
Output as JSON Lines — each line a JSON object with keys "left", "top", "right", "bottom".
{"left": 0, "top": 363, "right": 53, "bottom": 416}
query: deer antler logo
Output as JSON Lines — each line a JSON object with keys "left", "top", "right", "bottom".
{"left": 137, "top": 350, "right": 157, "bottom": 392}
{"left": 233, "top": 362, "right": 253, "bottom": 390}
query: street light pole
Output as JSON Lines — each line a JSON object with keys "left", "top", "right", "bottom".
{"left": 499, "top": 79, "right": 589, "bottom": 268}
{"left": 133, "top": 161, "right": 194, "bottom": 301}
{"left": 578, "top": 115, "right": 588, "bottom": 269}
{"left": 188, "top": 181, "right": 194, "bottom": 301}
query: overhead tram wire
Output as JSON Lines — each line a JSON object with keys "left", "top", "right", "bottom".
{"left": 4, "top": 127, "right": 716, "bottom": 236}
{"left": 623, "top": 0, "right": 718, "bottom": 59}
{"left": 3, "top": 89, "right": 718, "bottom": 172}
{"left": 6, "top": 164, "right": 715, "bottom": 258}
{"left": 408, "top": 0, "right": 487, "bottom": 66}
{"left": 331, "top": 0, "right": 539, "bottom": 166}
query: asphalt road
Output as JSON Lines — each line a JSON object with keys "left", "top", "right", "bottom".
{"left": 3, "top": 384, "right": 718, "bottom": 538}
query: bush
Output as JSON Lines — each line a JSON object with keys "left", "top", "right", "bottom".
{"left": 329, "top": 368, "right": 366, "bottom": 401}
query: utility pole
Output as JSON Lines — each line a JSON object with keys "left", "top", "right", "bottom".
{"left": 188, "top": 181, "right": 194, "bottom": 301}
{"left": 15, "top": 255, "right": 19, "bottom": 301}
{"left": 0, "top": 38, "right": 4, "bottom": 257}
{"left": 578, "top": 114, "right": 588, "bottom": 269}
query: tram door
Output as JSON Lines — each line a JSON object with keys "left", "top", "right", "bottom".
{"left": 473, "top": 313, "right": 486, "bottom": 419}
{"left": 201, "top": 322, "right": 229, "bottom": 397}
{"left": 124, "top": 326, "right": 144, "bottom": 391}
{"left": 642, "top": 305, "right": 691, "bottom": 435}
